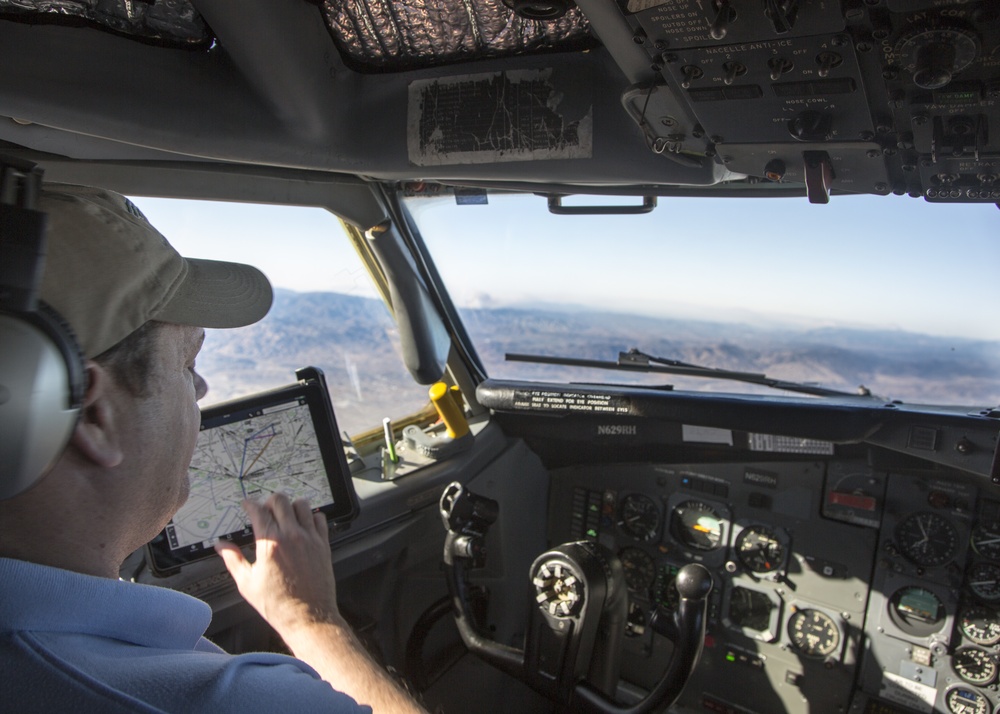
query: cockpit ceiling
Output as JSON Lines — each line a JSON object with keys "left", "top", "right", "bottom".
{"left": 322, "top": 0, "right": 594, "bottom": 70}
{"left": 0, "top": 0, "right": 595, "bottom": 70}
{"left": 0, "top": 0, "right": 211, "bottom": 47}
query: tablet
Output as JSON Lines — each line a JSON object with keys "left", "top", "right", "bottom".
{"left": 147, "top": 368, "right": 359, "bottom": 575}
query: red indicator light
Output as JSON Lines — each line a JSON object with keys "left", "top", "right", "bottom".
{"left": 828, "top": 491, "right": 876, "bottom": 511}
{"left": 927, "top": 491, "right": 951, "bottom": 508}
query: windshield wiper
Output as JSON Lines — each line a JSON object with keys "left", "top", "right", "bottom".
{"left": 506, "top": 348, "right": 873, "bottom": 399}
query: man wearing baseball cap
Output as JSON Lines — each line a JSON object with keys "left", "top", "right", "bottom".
{"left": 0, "top": 184, "right": 425, "bottom": 713}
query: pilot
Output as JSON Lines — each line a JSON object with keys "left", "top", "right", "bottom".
{"left": 0, "top": 184, "right": 426, "bottom": 714}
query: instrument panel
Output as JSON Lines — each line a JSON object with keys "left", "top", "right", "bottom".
{"left": 547, "top": 460, "right": 1000, "bottom": 714}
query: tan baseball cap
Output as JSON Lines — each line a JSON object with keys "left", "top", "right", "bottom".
{"left": 37, "top": 184, "right": 273, "bottom": 357}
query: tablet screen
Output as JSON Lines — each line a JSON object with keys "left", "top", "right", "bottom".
{"left": 147, "top": 372, "right": 358, "bottom": 575}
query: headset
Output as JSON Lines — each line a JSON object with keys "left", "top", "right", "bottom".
{"left": 0, "top": 159, "right": 85, "bottom": 499}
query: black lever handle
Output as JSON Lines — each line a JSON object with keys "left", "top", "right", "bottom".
{"left": 570, "top": 563, "right": 713, "bottom": 714}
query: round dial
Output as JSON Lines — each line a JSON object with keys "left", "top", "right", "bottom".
{"left": 671, "top": 500, "right": 725, "bottom": 551}
{"left": 960, "top": 606, "right": 1000, "bottom": 646}
{"left": 787, "top": 608, "right": 840, "bottom": 658}
{"left": 970, "top": 523, "right": 1000, "bottom": 560}
{"left": 946, "top": 687, "right": 989, "bottom": 714}
{"left": 895, "top": 512, "right": 959, "bottom": 567}
{"left": 618, "top": 547, "right": 656, "bottom": 593}
{"left": 895, "top": 27, "right": 979, "bottom": 90}
{"left": 967, "top": 561, "right": 1000, "bottom": 603}
{"left": 736, "top": 526, "right": 785, "bottom": 573}
{"left": 618, "top": 494, "right": 660, "bottom": 542}
{"left": 952, "top": 647, "right": 998, "bottom": 686}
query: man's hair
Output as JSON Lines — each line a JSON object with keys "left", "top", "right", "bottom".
{"left": 92, "top": 321, "right": 165, "bottom": 398}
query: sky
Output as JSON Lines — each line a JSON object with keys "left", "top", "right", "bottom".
{"left": 131, "top": 193, "right": 1000, "bottom": 342}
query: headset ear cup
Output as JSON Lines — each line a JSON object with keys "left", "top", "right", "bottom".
{"left": 35, "top": 300, "right": 86, "bottom": 410}
{"left": 0, "top": 304, "right": 84, "bottom": 499}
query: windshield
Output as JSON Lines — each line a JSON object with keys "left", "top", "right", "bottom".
{"left": 406, "top": 192, "right": 1000, "bottom": 406}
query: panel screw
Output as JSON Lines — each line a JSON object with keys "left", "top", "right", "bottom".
{"left": 860, "top": 131, "right": 875, "bottom": 141}
{"left": 867, "top": 149, "right": 882, "bottom": 158}
{"left": 856, "top": 42, "right": 872, "bottom": 52}
{"left": 633, "top": 29, "right": 647, "bottom": 45}
{"left": 875, "top": 182, "right": 889, "bottom": 192}
{"left": 660, "top": 116, "right": 677, "bottom": 127}
{"left": 654, "top": 39, "right": 668, "bottom": 51}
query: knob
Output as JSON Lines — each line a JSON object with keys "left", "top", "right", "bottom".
{"left": 675, "top": 563, "right": 713, "bottom": 600}
{"left": 895, "top": 27, "right": 979, "bottom": 91}
{"left": 788, "top": 110, "right": 832, "bottom": 142}
{"left": 914, "top": 42, "right": 957, "bottom": 89}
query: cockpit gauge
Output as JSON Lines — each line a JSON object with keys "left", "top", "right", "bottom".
{"left": 894, "top": 511, "right": 959, "bottom": 567}
{"left": 787, "top": 608, "right": 840, "bottom": 658}
{"left": 967, "top": 562, "right": 1000, "bottom": 603}
{"left": 671, "top": 500, "right": 725, "bottom": 551}
{"left": 959, "top": 606, "right": 1000, "bottom": 646}
{"left": 971, "top": 524, "right": 1000, "bottom": 561}
{"left": 728, "top": 586, "right": 776, "bottom": 634}
{"left": 618, "top": 547, "right": 656, "bottom": 593}
{"left": 618, "top": 494, "right": 660, "bottom": 542}
{"left": 735, "top": 526, "right": 785, "bottom": 573}
{"left": 889, "top": 586, "right": 946, "bottom": 637}
{"left": 946, "top": 687, "right": 989, "bottom": 714}
{"left": 952, "top": 647, "right": 998, "bottom": 686}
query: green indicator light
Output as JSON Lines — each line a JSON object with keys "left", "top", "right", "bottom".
{"left": 586, "top": 529, "right": 598, "bottom": 538}
{"left": 726, "top": 653, "right": 736, "bottom": 662}
{"left": 589, "top": 504, "right": 599, "bottom": 512}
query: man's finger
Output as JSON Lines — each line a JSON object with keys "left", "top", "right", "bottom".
{"left": 292, "top": 498, "right": 314, "bottom": 528}
{"left": 313, "top": 511, "right": 328, "bottom": 539}
{"left": 268, "top": 492, "right": 296, "bottom": 529}
{"left": 242, "top": 497, "right": 274, "bottom": 535}
{"left": 215, "top": 541, "right": 250, "bottom": 581}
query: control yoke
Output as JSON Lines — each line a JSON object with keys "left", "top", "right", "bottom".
{"left": 440, "top": 482, "right": 712, "bottom": 713}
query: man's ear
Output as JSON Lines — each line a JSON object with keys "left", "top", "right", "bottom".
{"left": 69, "top": 361, "right": 124, "bottom": 468}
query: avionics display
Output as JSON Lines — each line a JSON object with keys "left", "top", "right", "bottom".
{"left": 147, "top": 370, "right": 358, "bottom": 574}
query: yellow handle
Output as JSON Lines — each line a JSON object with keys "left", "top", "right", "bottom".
{"left": 429, "top": 382, "right": 469, "bottom": 439}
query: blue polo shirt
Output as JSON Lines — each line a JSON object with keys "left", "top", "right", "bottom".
{"left": 0, "top": 557, "right": 371, "bottom": 713}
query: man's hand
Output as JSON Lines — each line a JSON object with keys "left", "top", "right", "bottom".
{"left": 215, "top": 494, "right": 426, "bottom": 714}
{"left": 215, "top": 493, "right": 342, "bottom": 635}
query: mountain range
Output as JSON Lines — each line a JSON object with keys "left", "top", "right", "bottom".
{"left": 196, "top": 289, "right": 1000, "bottom": 434}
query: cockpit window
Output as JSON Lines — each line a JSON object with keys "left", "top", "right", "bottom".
{"left": 129, "top": 197, "right": 432, "bottom": 437}
{"left": 406, "top": 191, "right": 1000, "bottom": 406}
